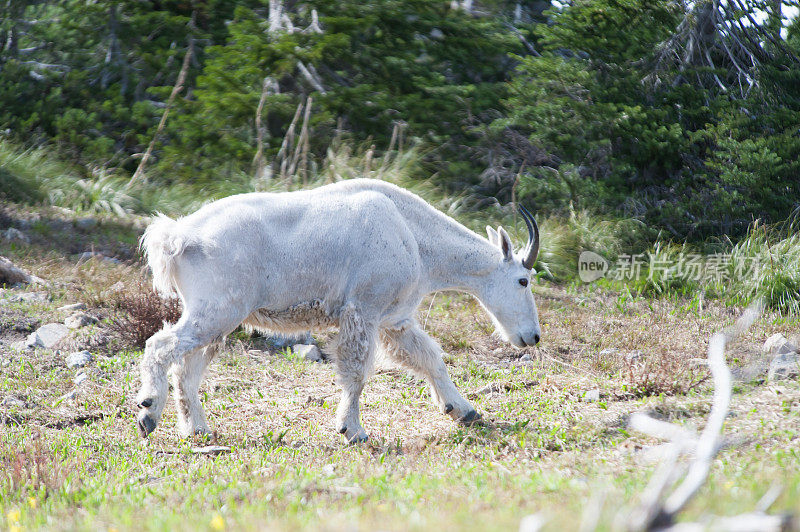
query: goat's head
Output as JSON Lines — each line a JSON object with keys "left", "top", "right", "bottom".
{"left": 479, "top": 206, "right": 541, "bottom": 348}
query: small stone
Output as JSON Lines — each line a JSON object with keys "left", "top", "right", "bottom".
{"left": 65, "top": 350, "right": 93, "bottom": 368}
{"left": 520, "top": 353, "right": 534, "bottom": 362}
{"left": 6, "top": 291, "right": 49, "bottom": 303}
{"left": 73, "top": 372, "right": 88, "bottom": 386}
{"left": 54, "top": 390, "right": 77, "bottom": 405}
{"left": 10, "top": 340, "right": 29, "bottom": 353}
{"left": 2, "top": 227, "right": 30, "bottom": 243}
{"left": 191, "top": 445, "right": 230, "bottom": 455}
{"left": 1, "top": 396, "right": 25, "bottom": 408}
{"left": 294, "top": 344, "right": 322, "bottom": 362}
{"left": 763, "top": 333, "right": 798, "bottom": 356}
{"left": 58, "top": 302, "right": 87, "bottom": 311}
{"left": 475, "top": 383, "right": 502, "bottom": 395}
{"left": 64, "top": 311, "right": 97, "bottom": 329}
{"left": 26, "top": 323, "right": 69, "bottom": 349}
{"left": 583, "top": 389, "right": 601, "bottom": 402}
{"left": 78, "top": 251, "right": 120, "bottom": 264}
{"left": 75, "top": 217, "right": 97, "bottom": 230}
{"left": 270, "top": 332, "right": 314, "bottom": 348}
{"left": 599, "top": 348, "right": 619, "bottom": 357}
{"left": 768, "top": 353, "right": 800, "bottom": 382}
{"left": 519, "top": 514, "right": 546, "bottom": 532}
{"left": 624, "top": 350, "right": 643, "bottom": 363}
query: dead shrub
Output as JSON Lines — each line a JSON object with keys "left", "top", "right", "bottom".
{"left": 622, "top": 351, "right": 709, "bottom": 398}
{"left": 108, "top": 280, "right": 182, "bottom": 348}
{"left": 0, "top": 439, "right": 76, "bottom": 495}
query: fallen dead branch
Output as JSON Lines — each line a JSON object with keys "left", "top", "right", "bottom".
{"left": 622, "top": 302, "right": 796, "bottom": 531}
{"left": 0, "top": 256, "right": 47, "bottom": 286}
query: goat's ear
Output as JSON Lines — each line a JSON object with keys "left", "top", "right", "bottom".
{"left": 486, "top": 225, "right": 499, "bottom": 247}
{"left": 497, "top": 226, "right": 514, "bottom": 261}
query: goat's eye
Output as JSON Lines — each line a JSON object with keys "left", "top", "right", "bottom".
{"left": 518, "top": 278, "right": 528, "bottom": 287}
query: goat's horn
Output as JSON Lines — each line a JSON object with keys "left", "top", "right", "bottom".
{"left": 518, "top": 205, "right": 539, "bottom": 270}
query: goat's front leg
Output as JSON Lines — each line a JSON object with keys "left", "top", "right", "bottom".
{"left": 380, "top": 322, "right": 480, "bottom": 424}
{"left": 333, "top": 305, "right": 377, "bottom": 443}
{"left": 171, "top": 344, "right": 218, "bottom": 438}
{"left": 136, "top": 323, "right": 205, "bottom": 438}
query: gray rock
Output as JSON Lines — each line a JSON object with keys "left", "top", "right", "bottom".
{"left": 768, "top": 353, "right": 800, "bottom": 382}
{"left": 10, "top": 340, "right": 29, "bottom": 353}
{"left": 78, "top": 252, "right": 120, "bottom": 264}
{"left": 65, "top": 350, "right": 93, "bottom": 368}
{"left": 54, "top": 390, "right": 77, "bottom": 405}
{"left": 75, "top": 217, "right": 98, "bottom": 230}
{"left": 73, "top": 372, "right": 88, "bottom": 386}
{"left": 58, "top": 302, "right": 87, "bottom": 311}
{"left": 520, "top": 353, "right": 534, "bottom": 362}
{"left": 270, "top": 332, "right": 314, "bottom": 348}
{"left": 763, "top": 333, "right": 798, "bottom": 356}
{"left": 733, "top": 361, "right": 769, "bottom": 382}
{"left": 64, "top": 311, "right": 97, "bottom": 329}
{"left": 294, "top": 343, "right": 323, "bottom": 362}
{"left": 3, "top": 227, "right": 30, "bottom": 243}
{"left": 26, "top": 323, "right": 69, "bottom": 349}
{"left": 1, "top": 396, "right": 25, "bottom": 408}
{"left": 191, "top": 445, "right": 230, "bottom": 455}
{"left": 624, "top": 350, "right": 643, "bottom": 363}
{"left": 583, "top": 389, "right": 601, "bottom": 402}
{"left": 6, "top": 291, "right": 49, "bottom": 303}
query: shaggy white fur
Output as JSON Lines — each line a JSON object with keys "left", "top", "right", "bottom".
{"left": 135, "top": 179, "right": 541, "bottom": 442}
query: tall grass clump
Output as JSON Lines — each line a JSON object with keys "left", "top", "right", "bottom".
{"left": 0, "top": 140, "right": 135, "bottom": 214}
{"left": 633, "top": 219, "right": 800, "bottom": 315}
{"left": 726, "top": 219, "right": 800, "bottom": 315}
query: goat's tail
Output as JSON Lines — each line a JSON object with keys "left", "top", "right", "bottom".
{"left": 140, "top": 213, "right": 188, "bottom": 298}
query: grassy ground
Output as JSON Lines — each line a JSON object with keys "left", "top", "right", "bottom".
{"left": 1, "top": 209, "right": 800, "bottom": 531}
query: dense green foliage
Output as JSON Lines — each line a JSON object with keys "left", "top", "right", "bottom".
{"left": 500, "top": 0, "right": 800, "bottom": 239}
{"left": 1, "top": 0, "right": 799, "bottom": 240}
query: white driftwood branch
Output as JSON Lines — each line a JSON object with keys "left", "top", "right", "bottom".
{"left": 624, "top": 304, "right": 774, "bottom": 531}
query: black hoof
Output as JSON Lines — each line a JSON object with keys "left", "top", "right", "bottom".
{"left": 445, "top": 403, "right": 454, "bottom": 414}
{"left": 349, "top": 434, "right": 369, "bottom": 444}
{"left": 137, "top": 414, "right": 157, "bottom": 438}
{"left": 138, "top": 398, "right": 153, "bottom": 408}
{"left": 458, "top": 410, "right": 481, "bottom": 425}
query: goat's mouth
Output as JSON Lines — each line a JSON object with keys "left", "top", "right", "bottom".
{"left": 510, "top": 334, "right": 527, "bottom": 348}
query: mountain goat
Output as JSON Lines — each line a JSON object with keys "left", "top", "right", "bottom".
{"left": 136, "top": 179, "right": 541, "bottom": 442}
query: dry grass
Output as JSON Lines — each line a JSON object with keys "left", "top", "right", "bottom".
{"left": 1, "top": 208, "right": 799, "bottom": 531}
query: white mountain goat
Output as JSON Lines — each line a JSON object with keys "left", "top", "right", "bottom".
{"left": 136, "top": 179, "right": 541, "bottom": 442}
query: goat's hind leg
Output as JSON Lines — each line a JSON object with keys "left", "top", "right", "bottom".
{"left": 171, "top": 343, "right": 220, "bottom": 438}
{"left": 380, "top": 321, "right": 480, "bottom": 424}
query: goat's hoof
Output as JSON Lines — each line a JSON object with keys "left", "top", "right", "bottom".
{"left": 444, "top": 403, "right": 454, "bottom": 414}
{"left": 137, "top": 413, "right": 157, "bottom": 438}
{"left": 458, "top": 410, "right": 482, "bottom": 425}
{"left": 337, "top": 425, "right": 368, "bottom": 444}
{"left": 137, "top": 398, "right": 153, "bottom": 409}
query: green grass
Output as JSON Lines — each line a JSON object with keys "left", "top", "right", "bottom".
{"left": 2, "top": 251, "right": 800, "bottom": 531}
